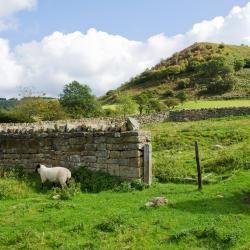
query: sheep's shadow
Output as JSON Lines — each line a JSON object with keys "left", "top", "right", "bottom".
{"left": 172, "top": 191, "right": 250, "bottom": 215}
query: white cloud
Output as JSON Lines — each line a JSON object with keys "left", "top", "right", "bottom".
{"left": 2, "top": 2, "right": 250, "bottom": 97}
{"left": 0, "top": 0, "right": 36, "bottom": 31}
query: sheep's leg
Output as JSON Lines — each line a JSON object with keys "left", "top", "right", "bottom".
{"left": 41, "top": 182, "right": 44, "bottom": 190}
{"left": 66, "top": 178, "right": 70, "bottom": 186}
{"left": 59, "top": 177, "right": 67, "bottom": 188}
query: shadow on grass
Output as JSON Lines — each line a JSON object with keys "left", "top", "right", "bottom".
{"left": 174, "top": 191, "right": 250, "bottom": 215}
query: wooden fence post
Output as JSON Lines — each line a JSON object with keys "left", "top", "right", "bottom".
{"left": 144, "top": 144, "right": 152, "bottom": 185}
{"left": 195, "top": 141, "right": 202, "bottom": 190}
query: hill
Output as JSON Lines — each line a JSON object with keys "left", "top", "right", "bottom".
{"left": 101, "top": 42, "right": 250, "bottom": 106}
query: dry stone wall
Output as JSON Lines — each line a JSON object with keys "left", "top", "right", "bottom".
{"left": 0, "top": 120, "right": 151, "bottom": 181}
{"left": 134, "top": 107, "right": 250, "bottom": 124}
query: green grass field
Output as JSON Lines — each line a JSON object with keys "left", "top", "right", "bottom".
{"left": 0, "top": 171, "right": 250, "bottom": 249}
{"left": 144, "top": 115, "right": 250, "bottom": 182}
{"left": 102, "top": 99, "right": 250, "bottom": 115}
{"left": 1, "top": 115, "right": 250, "bottom": 249}
{"left": 174, "top": 99, "right": 250, "bottom": 110}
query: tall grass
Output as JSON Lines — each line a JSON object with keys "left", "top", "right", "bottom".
{"left": 144, "top": 115, "right": 250, "bottom": 182}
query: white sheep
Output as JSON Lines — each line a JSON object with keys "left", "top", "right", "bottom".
{"left": 36, "top": 164, "right": 71, "bottom": 188}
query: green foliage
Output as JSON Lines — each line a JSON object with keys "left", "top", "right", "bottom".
{"left": 0, "top": 98, "right": 17, "bottom": 110}
{"left": 169, "top": 226, "right": 241, "bottom": 248}
{"left": 176, "top": 91, "right": 188, "bottom": 103}
{"left": 59, "top": 81, "right": 101, "bottom": 118}
{"left": 1, "top": 158, "right": 250, "bottom": 249}
{"left": 144, "top": 115, "right": 250, "bottom": 182}
{"left": 218, "top": 43, "right": 225, "bottom": 49}
{"left": 13, "top": 97, "right": 67, "bottom": 122}
{"left": 205, "top": 75, "right": 236, "bottom": 94}
{"left": 187, "top": 59, "right": 202, "bottom": 72}
{"left": 176, "top": 78, "right": 190, "bottom": 89}
{"left": 0, "top": 109, "right": 26, "bottom": 123}
{"left": 116, "top": 94, "right": 138, "bottom": 117}
{"left": 135, "top": 91, "right": 162, "bottom": 114}
{"left": 201, "top": 56, "right": 234, "bottom": 78}
{"left": 72, "top": 167, "right": 123, "bottom": 193}
{"left": 104, "top": 42, "right": 250, "bottom": 106}
{"left": 244, "top": 58, "right": 250, "bottom": 68}
{"left": 95, "top": 215, "right": 126, "bottom": 233}
{"left": 51, "top": 179, "right": 81, "bottom": 200}
{"left": 164, "top": 98, "right": 180, "bottom": 109}
{"left": 234, "top": 58, "right": 245, "bottom": 71}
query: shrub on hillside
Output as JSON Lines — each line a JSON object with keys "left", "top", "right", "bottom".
{"left": 164, "top": 98, "right": 180, "bottom": 109}
{"left": 234, "top": 58, "right": 245, "bottom": 71}
{"left": 0, "top": 109, "right": 27, "bottom": 123}
{"left": 206, "top": 75, "right": 236, "bottom": 95}
{"left": 176, "top": 78, "right": 190, "bottom": 89}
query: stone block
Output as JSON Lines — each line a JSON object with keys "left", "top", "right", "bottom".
{"left": 109, "top": 151, "right": 121, "bottom": 158}
{"left": 129, "top": 157, "right": 143, "bottom": 168}
{"left": 97, "top": 144, "right": 106, "bottom": 151}
{"left": 85, "top": 144, "right": 97, "bottom": 151}
{"left": 120, "top": 150, "right": 142, "bottom": 158}
{"left": 96, "top": 151, "right": 109, "bottom": 158}
{"left": 69, "top": 155, "right": 81, "bottom": 163}
{"left": 81, "top": 156, "right": 97, "bottom": 163}
{"left": 107, "top": 164, "right": 120, "bottom": 176}
{"left": 94, "top": 137, "right": 106, "bottom": 143}
{"left": 119, "top": 166, "right": 141, "bottom": 178}
{"left": 97, "top": 157, "right": 108, "bottom": 164}
{"left": 126, "top": 117, "right": 140, "bottom": 131}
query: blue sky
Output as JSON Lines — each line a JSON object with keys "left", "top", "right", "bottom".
{"left": 0, "top": 0, "right": 250, "bottom": 97}
{"left": 2, "top": 0, "right": 249, "bottom": 46}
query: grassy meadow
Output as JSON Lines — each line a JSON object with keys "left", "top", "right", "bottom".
{"left": 174, "top": 99, "right": 250, "bottom": 110}
{"left": 0, "top": 115, "right": 250, "bottom": 249}
{"left": 102, "top": 99, "right": 250, "bottom": 114}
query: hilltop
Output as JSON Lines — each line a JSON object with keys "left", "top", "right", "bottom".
{"left": 101, "top": 42, "right": 250, "bottom": 105}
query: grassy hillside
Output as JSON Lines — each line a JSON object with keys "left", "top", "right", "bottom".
{"left": 101, "top": 42, "right": 250, "bottom": 105}
{"left": 144, "top": 115, "right": 250, "bottom": 183}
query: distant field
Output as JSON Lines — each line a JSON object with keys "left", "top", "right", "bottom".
{"left": 175, "top": 99, "right": 250, "bottom": 110}
{"left": 103, "top": 99, "right": 250, "bottom": 114}
{"left": 102, "top": 104, "right": 117, "bottom": 110}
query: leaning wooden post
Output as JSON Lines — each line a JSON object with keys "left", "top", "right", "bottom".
{"left": 195, "top": 141, "right": 202, "bottom": 190}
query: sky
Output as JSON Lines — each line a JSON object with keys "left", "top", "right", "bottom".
{"left": 0, "top": 0, "right": 250, "bottom": 98}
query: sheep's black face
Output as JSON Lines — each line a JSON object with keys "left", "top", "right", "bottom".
{"left": 35, "top": 164, "right": 41, "bottom": 173}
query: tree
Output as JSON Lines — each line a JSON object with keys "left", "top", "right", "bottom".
{"left": 135, "top": 91, "right": 162, "bottom": 114}
{"left": 164, "top": 98, "right": 180, "bottom": 109}
{"left": 176, "top": 78, "right": 190, "bottom": 89}
{"left": 202, "top": 56, "right": 234, "bottom": 78}
{"left": 176, "top": 92, "right": 187, "bottom": 104}
{"left": 59, "top": 81, "right": 101, "bottom": 118}
{"left": 200, "top": 56, "right": 236, "bottom": 95}
{"left": 206, "top": 75, "right": 236, "bottom": 94}
{"left": 14, "top": 97, "right": 66, "bottom": 122}
{"left": 234, "top": 58, "right": 245, "bottom": 71}
{"left": 116, "top": 95, "right": 138, "bottom": 118}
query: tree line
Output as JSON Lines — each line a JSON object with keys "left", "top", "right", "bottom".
{"left": 0, "top": 81, "right": 182, "bottom": 123}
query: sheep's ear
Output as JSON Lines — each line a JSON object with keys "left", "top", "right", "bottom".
{"left": 35, "top": 164, "right": 40, "bottom": 173}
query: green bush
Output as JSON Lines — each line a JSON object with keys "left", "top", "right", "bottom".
{"left": 0, "top": 110, "right": 27, "bottom": 123}
{"left": 51, "top": 179, "right": 81, "bottom": 200}
{"left": 203, "top": 145, "right": 250, "bottom": 175}
{"left": 176, "top": 78, "right": 190, "bottom": 89}
{"left": 206, "top": 75, "right": 236, "bottom": 94}
{"left": 72, "top": 167, "right": 123, "bottom": 193}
